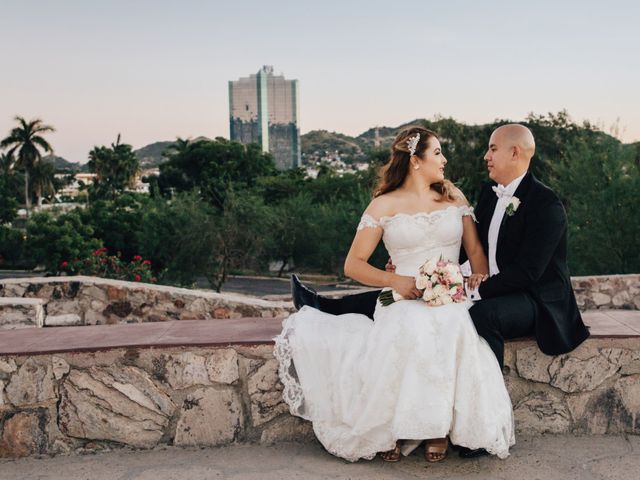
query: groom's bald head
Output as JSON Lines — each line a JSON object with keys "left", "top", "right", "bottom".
{"left": 494, "top": 124, "right": 536, "bottom": 160}
{"left": 484, "top": 124, "right": 535, "bottom": 185}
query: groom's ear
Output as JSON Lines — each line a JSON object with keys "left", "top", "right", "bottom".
{"left": 511, "top": 145, "right": 520, "bottom": 160}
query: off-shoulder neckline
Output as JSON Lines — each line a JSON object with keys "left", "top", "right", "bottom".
{"left": 378, "top": 205, "right": 472, "bottom": 222}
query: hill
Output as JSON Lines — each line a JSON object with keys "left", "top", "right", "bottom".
{"left": 134, "top": 136, "right": 212, "bottom": 168}
{"left": 42, "top": 155, "right": 82, "bottom": 172}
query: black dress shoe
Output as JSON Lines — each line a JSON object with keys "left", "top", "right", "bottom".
{"left": 458, "top": 447, "right": 489, "bottom": 458}
{"left": 291, "top": 274, "right": 319, "bottom": 310}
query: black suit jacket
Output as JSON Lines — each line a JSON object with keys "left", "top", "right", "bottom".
{"left": 468, "top": 172, "right": 589, "bottom": 355}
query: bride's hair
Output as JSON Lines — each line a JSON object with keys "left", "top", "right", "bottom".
{"left": 374, "top": 126, "right": 458, "bottom": 201}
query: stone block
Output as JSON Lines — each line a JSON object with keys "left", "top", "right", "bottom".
{"left": 81, "top": 285, "right": 108, "bottom": 303}
{"left": 164, "top": 352, "right": 212, "bottom": 390}
{"left": 0, "top": 358, "right": 17, "bottom": 375}
{"left": 514, "top": 391, "right": 571, "bottom": 434}
{"left": 5, "top": 358, "right": 56, "bottom": 406}
{"left": 52, "top": 356, "right": 70, "bottom": 380}
{"left": 45, "top": 300, "right": 78, "bottom": 316}
{"left": 548, "top": 349, "right": 625, "bottom": 393}
{"left": 516, "top": 346, "right": 553, "bottom": 383}
{"left": 592, "top": 292, "right": 611, "bottom": 307}
{"left": 260, "top": 416, "right": 314, "bottom": 444}
{"left": 614, "top": 375, "right": 640, "bottom": 424}
{"left": 174, "top": 387, "right": 243, "bottom": 446}
{"left": 45, "top": 313, "right": 82, "bottom": 327}
{"left": 59, "top": 366, "right": 174, "bottom": 447}
{"left": 206, "top": 349, "right": 239, "bottom": 384}
{"left": 0, "top": 411, "right": 47, "bottom": 458}
{"left": 0, "top": 298, "right": 45, "bottom": 329}
{"left": 248, "top": 359, "right": 287, "bottom": 427}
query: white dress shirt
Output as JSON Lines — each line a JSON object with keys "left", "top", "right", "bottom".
{"left": 468, "top": 171, "right": 527, "bottom": 301}
{"left": 488, "top": 171, "right": 527, "bottom": 276}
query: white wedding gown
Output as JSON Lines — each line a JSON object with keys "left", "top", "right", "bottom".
{"left": 274, "top": 205, "right": 515, "bottom": 462}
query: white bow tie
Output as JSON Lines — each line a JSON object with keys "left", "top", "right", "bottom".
{"left": 492, "top": 185, "right": 510, "bottom": 199}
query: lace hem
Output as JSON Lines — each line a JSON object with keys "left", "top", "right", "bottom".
{"left": 273, "top": 315, "right": 307, "bottom": 419}
{"left": 459, "top": 205, "right": 477, "bottom": 222}
{"left": 356, "top": 213, "right": 381, "bottom": 231}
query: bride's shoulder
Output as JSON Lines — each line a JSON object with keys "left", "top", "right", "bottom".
{"left": 363, "top": 193, "right": 400, "bottom": 219}
{"left": 450, "top": 187, "right": 470, "bottom": 207}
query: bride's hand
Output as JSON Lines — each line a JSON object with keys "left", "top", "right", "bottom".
{"left": 385, "top": 258, "right": 396, "bottom": 273}
{"left": 391, "top": 275, "right": 422, "bottom": 300}
{"left": 467, "top": 273, "right": 488, "bottom": 290}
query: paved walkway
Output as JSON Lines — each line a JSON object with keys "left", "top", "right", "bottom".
{"left": 1, "top": 436, "right": 639, "bottom": 479}
{"left": 0, "top": 310, "right": 638, "bottom": 356}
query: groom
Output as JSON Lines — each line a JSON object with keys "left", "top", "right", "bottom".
{"left": 292, "top": 124, "right": 590, "bottom": 411}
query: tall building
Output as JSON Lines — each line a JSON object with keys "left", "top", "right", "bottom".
{"left": 229, "top": 66, "right": 301, "bottom": 169}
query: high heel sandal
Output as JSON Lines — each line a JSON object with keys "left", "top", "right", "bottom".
{"left": 425, "top": 437, "right": 448, "bottom": 463}
{"left": 380, "top": 442, "right": 401, "bottom": 462}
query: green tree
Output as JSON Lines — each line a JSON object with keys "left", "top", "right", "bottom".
{"left": 87, "top": 134, "right": 140, "bottom": 200}
{"left": 548, "top": 135, "right": 639, "bottom": 274}
{"left": 158, "top": 138, "right": 276, "bottom": 208}
{"left": 0, "top": 176, "right": 18, "bottom": 224}
{"left": 263, "top": 193, "right": 315, "bottom": 276}
{"left": 81, "top": 193, "right": 150, "bottom": 261}
{"left": 25, "top": 211, "right": 101, "bottom": 273}
{"left": 1, "top": 116, "right": 55, "bottom": 216}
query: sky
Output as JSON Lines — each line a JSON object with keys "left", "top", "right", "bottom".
{"left": 1, "top": 0, "right": 638, "bottom": 163}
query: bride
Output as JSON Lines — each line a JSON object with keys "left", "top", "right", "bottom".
{"left": 274, "top": 126, "right": 514, "bottom": 463}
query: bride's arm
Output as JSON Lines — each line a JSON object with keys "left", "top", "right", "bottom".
{"left": 453, "top": 189, "right": 489, "bottom": 285}
{"left": 344, "top": 213, "right": 422, "bottom": 299}
{"left": 462, "top": 215, "right": 489, "bottom": 278}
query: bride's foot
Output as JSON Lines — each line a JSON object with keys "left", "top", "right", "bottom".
{"left": 425, "top": 437, "right": 448, "bottom": 463}
{"left": 380, "top": 442, "right": 401, "bottom": 462}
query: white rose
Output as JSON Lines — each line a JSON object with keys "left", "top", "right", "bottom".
{"left": 449, "top": 286, "right": 458, "bottom": 296}
{"left": 510, "top": 197, "right": 521, "bottom": 209}
{"left": 451, "top": 272, "right": 464, "bottom": 284}
{"left": 445, "top": 263, "right": 458, "bottom": 276}
{"left": 440, "top": 295, "right": 453, "bottom": 305}
{"left": 422, "top": 288, "right": 435, "bottom": 301}
{"left": 416, "top": 275, "right": 428, "bottom": 290}
{"left": 424, "top": 258, "right": 438, "bottom": 275}
{"left": 430, "top": 274, "right": 439, "bottom": 284}
{"left": 433, "top": 284, "right": 446, "bottom": 297}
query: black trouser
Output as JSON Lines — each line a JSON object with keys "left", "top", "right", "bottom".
{"left": 468, "top": 292, "right": 538, "bottom": 368}
{"left": 317, "top": 289, "right": 380, "bottom": 320}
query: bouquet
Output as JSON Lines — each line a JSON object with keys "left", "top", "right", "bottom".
{"left": 378, "top": 255, "right": 466, "bottom": 307}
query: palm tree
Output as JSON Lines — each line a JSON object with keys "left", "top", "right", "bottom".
{"left": 0, "top": 152, "right": 14, "bottom": 178}
{"left": 162, "top": 136, "right": 192, "bottom": 160}
{"left": 31, "top": 160, "right": 56, "bottom": 206}
{"left": 1, "top": 116, "right": 55, "bottom": 216}
{"left": 87, "top": 134, "right": 139, "bottom": 199}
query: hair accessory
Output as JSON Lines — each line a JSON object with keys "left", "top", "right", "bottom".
{"left": 407, "top": 133, "right": 420, "bottom": 156}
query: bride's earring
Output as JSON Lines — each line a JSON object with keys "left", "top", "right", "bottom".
{"left": 414, "top": 165, "right": 420, "bottom": 170}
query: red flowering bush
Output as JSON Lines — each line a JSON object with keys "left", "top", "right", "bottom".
{"left": 60, "top": 247, "right": 156, "bottom": 283}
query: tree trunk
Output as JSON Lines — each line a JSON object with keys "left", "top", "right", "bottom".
{"left": 24, "top": 171, "right": 31, "bottom": 217}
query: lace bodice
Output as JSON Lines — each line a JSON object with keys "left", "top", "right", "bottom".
{"left": 357, "top": 205, "right": 475, "bottom": 276}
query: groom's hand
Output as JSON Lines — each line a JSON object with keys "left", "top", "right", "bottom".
{"left": 385, "top": 258, "right": 396, "bottom": 273}
{"left": 466, "top": 273, "right": 488, "bottom": 290}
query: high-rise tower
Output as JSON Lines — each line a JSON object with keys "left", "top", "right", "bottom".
{"left": 229, "top": 66, "right": 300, "bottom": 169}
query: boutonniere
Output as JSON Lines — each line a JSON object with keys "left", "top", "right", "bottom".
{"left": 505, "top": 197, "right": 521, "bottom": 216}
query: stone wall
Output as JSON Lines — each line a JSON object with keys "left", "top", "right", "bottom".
{"left": 572, "top": 274, "right": 640, "bottom": 311}
{"left": 1, "top": 338, "right": 639, "bottom": 458}
{"left": 0, "top": 276, "right": 294, "bottom": 328}
{"left": 0, "top": 274, "right": 637, "bottom": 330}
{"left": 0, "top": 345, "right": 312, "bottom": 458}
